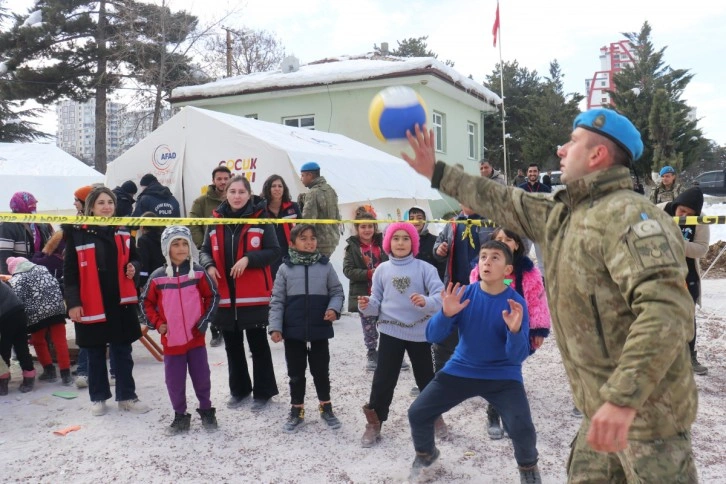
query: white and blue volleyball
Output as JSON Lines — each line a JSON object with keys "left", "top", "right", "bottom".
{"left": 368, "top": 86, "right": 428, "bottom": 142}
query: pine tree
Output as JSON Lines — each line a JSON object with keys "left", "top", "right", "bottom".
{"left": 608, "top": 21, "right": 705, "bottom": 176}
{"left": 375, "top": 36, "right": 455, "bottom": 67}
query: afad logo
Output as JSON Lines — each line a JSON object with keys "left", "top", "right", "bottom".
{"left": 152, "top": 144, "right": 177, "bottom": 171}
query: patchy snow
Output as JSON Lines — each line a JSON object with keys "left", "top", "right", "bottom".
{"left": 704, "top": 200, "right": 726, "bottom": 243}
{"left": 1, "top": 279, "right": 724, "bottom": 483}
{"left": 171, "top": 55, "right": 501, "bottom": 107}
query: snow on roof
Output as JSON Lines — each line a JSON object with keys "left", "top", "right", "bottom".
{"left": 172, "top": 55, "right": 501, "bottom": 107}
{"left": 0, "top": 142, "right": 103, "bottom": 177}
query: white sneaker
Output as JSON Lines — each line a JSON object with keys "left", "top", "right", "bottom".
{"left": 118, "top": 399, "right": 151, "bottom": 414}
{"left": 75, "top": 375, "right": 89, "bottom": 389}
{"left": 91, "top": 401, "right": 108, "bottom": 416}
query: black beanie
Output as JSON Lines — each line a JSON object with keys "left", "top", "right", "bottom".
{"left": 139, "top": 173, "right": 158, "bottom": 187}
{"left": 121, "top": 180, "right": 138, "bottom": 195}
{"left": 672, "top": 187, "right": 704, "bottom": 215}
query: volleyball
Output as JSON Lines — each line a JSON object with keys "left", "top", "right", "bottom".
{"left": 368, "top": 86, "right": 428, "bottom": 142}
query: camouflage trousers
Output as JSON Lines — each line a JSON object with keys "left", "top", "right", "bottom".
{"left": 360, "top": 315, "right": 379, "bottom": 352}
{"left": 567, "top": 418, "right": 698, "bottom": 483}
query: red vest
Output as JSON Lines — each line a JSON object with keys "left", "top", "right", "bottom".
{"left": 75, "top": 229, "right": 138, "bottom": 324}
{"left": 209, "top": 222, "right": 272, "bottom": 308}
{"left": 277, "top": 201, "right": 298, "bottom": 245}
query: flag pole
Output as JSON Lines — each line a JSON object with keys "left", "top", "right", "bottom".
{"left": 496, "top": 1, "right": 508, "bottom": 183}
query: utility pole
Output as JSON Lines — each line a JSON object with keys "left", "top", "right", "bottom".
{"left": 224, "top": 28, "right": 232, "bottom": 78}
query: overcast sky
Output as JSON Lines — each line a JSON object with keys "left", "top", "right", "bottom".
{"left": 5, "top": 0, "right": 726, "bottom": 145}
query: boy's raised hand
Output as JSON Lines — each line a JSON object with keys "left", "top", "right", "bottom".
{"left": 270, "top": 331, "right": 282, "bottom": 343}
{"left": 441, "top": 283, "right": 470, "bottom": 317}
{"left": 502, "top": 299, "right": 524, "bottom": 333}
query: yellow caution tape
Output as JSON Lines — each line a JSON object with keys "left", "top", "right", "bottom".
{"left": 0, "top": 213, "right": 722, "bottom": 226}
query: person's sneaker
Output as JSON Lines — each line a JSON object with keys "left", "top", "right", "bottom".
{"left": 39, "top": 365, "right": 58, "bottom": 382}
{"left": 60, "top": 369, "right": 73, "bottom": 386}
{"left": 410, "top": 386, "right": 420, "bottom": 397}
{"left": 75, "top": 375, "right": 89, "bottom": 389}
{"left": 226, "top": 394, "right": 249, "bottom": 409}
{"left": 400, "top": 359, "right": 410, "bottom": 371}
{"left": 210, "top": 332, "right": 224, "bottom": 348}
{"left": 519, "top": 464, "right": 542, "bottom": 484}
{"left": 366, "top": 349, "right": 378, "bottom": 372}
{"left": 166, "top": 413, "right": 191, "bottom": 435}
{"left": 250, "top": 398, "right": 270, "bottom": 412}
{"left": 283, "top": 406, "right": 305, "bottom": 433}
{"left": 319, "top": 402, "right": 342, "bottom": 429}
{"left": 197, "top": 408, "right": 218, "bottom": 431}
{"left": 571, "top": 407, "right": 583, "bottom": 418}
{"left": 118, "top": 399, "right": 151, "bottom": 414}
{"left": 91, "top": 401, "right": 108, "bottom": 416}
{"left": 409, "top": 447, "right": 440, "bottom": 481}
{"left": 109, "top": 374, "right": 116, "bottom": 386}
{"left": 487, "top": 406, "right": 504, "bottom": 440}
{"left": 691, "top": 351, "right": 708, "bottom": 376}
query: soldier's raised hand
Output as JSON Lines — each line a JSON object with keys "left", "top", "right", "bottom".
{"left": 441, "top": 283, "right": 470, "bottom": 317}
{"left": 502, "top": 299, "right": 523, "bottom": 333}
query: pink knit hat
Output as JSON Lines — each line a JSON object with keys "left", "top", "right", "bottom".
{"left": 7, "top": 256, "right": 30, "bottom": 275}
{"left": 383, "top": 222, "right": 420, "bottom": 257}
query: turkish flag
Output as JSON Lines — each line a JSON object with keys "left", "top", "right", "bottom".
{"left": 492, "top": 1, "right": 500, "bottom": 47}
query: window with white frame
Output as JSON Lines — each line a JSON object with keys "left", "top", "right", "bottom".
{"left": 433, "top": 111, "right": 445, "bottom": 153}
{"left": 282, "top": 115, "right": 315, "bottom": 130}
{"left": 467, "top": 122, "right": 477, "bottom": 160}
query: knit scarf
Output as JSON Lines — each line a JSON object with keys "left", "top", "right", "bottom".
{"left": 288, "top": 248, "right": 322, "bottom": 266}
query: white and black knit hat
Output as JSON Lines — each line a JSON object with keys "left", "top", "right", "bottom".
{"left": 160, "top": 225, "right": 199, "bottom": 278}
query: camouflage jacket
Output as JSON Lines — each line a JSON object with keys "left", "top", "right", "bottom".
{"left": 301, "top": 176, "right": 341, "bottom": 255}
{"left": 433, "top": 163, "right": 697, "bottom": 440}
{"left": 649, "top": 182, "right": 685, "bottom": 204}
{"left": 189, "top": 185, "right": 225, "bottom": 248}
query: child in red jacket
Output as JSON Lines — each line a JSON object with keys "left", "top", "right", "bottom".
{"left": 142, "top": 226, "right": 219, "bottom": 435}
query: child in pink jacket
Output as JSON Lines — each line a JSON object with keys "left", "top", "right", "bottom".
{"left": 142, "top": 226, "right": 219, "bottom": 435}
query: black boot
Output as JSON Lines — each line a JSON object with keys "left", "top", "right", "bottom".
{"left": 487, "top": 404, "right": 504, "bottom": 440}
{"left": 197, "top": 407, "right": 218, "bottom": 431}
{"left": 19, "top": 376, "right": 35, "bottom": 393}
{"left": 60, "top": 369, "right": 73, "bottom": 386}
{"left": 409, "top": 447, "right": 440, "bottom": 481}
{"left": 0, "top": 377, "right": 9, "bottom": 396}
{"left": 319, "top": 402, "right": 342, "bottom": 429}
{"left": 39, "top": 364, "right": 57, "bottom": 382}
{"left": 366, "top": 349, "right": 378, "bottom": 372}
{"left": 283, "top": 406, "right": 305, "bottom": 433}
{"left": 166, "top": 413, "right": 191, "bottom": 435}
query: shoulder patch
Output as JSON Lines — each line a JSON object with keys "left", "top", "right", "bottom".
{"left": 625, "top": 220, "right": 678, "bottom": 269}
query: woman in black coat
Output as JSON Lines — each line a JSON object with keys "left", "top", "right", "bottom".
{"left": 64, "top": 187, "right": 148, "bottom": 417}
{"left": 200, "top": 175, "right": 281, "bottom": 411}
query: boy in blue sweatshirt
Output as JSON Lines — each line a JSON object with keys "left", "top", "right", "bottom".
{"left": 407, "top": 240, "right": 542, "bottom": 483}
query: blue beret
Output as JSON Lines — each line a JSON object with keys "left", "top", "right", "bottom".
{"left": 573, "top": 109, "right": 643, "bottom": 162}
{"left": 300, "top": 161, "right": 320, "bottom": 172}
{"left": 659, "top": 166, "right": 675, "bottom": 176}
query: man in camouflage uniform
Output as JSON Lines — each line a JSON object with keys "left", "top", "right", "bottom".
{"left": 300, "top": 161, "right": 341, "bottom": 257}
{"left": 649, "top": 165, "right": 685, "bottom": 204}
{"left": 402, "top": 108, "right": 698, "bottom": 483}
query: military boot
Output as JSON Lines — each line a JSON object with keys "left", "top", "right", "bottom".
{"left": 691, "top": 350, "right": 708, "bottom": 376}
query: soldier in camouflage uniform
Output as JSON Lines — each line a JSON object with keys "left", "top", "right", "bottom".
{"left": 402, "top": 108, "right": 698, "bottom": 483}
{"left": 300, "top": 162, "right": 341, "bottom": 257}
{"left": 649, "top": 165, "right": 685, "bottom": 204}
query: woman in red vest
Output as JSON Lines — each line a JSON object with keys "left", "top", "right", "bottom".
{"left": 64, "top": 186, "right": 149, "bottom": 417}
{"left": 200, "top": 175, "right": 281, "bottom": 411}
{"left": 261, "top": 174, "right": 300, "bottom": 280}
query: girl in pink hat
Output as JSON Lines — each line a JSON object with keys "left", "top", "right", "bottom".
{"left": 357, "top": 221, "right": 445, "bottom": 448}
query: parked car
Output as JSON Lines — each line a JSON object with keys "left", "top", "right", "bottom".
{"left": 693, "top": 169, "right": 726, "bottom": 196}
{"left": 539, "top": 171, "right": 562, "bottom": 187}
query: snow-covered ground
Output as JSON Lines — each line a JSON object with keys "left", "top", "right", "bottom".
{"left": 1, "top": 278, "right": 724, "bottom": 483}
{"left": 704, "top": 199, "right": 726, "bottom": 243}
